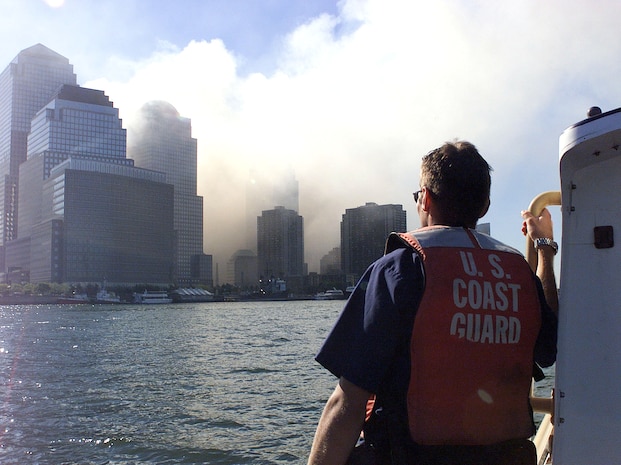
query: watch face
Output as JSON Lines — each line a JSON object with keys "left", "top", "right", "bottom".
{"left": 536, "top": 238, "right": 557, "bottom": 253}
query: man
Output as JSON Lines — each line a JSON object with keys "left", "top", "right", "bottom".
{"left": 308, "top": 141, "right": 558, "bottom": 465}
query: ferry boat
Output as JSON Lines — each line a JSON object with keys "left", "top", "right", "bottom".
{"left": 94, "top": 289, "right": 121, "bottom": 304}
{"left": 313, "top": 288, "right": 345, "bottom": 300}
{"left": 528, "top": 106, "right": 621, "bottom": 464}
{"left": 57, "top": 293, "right": 89, "bottom": 304}
{"left": 133, "top": 290, "right": 173, "bottom": 304}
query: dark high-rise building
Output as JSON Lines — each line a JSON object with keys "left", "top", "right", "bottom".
{"left": 245, "top": 168, "right": 299, "bottom": 251}
{"left": 226, "top": 249, "right": 258, "bottom": 288}
{"left": 6, "top": 76, "right": 175, "bottom": 285}
{"left": 341, "top": 202, "right": 406, "bottom": 280}
{"left": 190, "top": 253, "right": 213, "bottom": 288}
{"left": 257, "top": 206, "right": 304, "bottom": 280}
{"left": 320, "top": 246, "right": 341, "bottom": 275}
{"left": 128, "top": 101, "right": 204, "bottom": 285}
{"left": 43, "top": 162, "right": 174, "bottom": 284}
{"left": 0, "top": 44, "right": 76, "bottom": 249}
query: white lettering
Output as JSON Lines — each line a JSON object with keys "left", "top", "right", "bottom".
{"left": 468, "top": 280, "right": 483, "bottom": 309}
{"left": 460, "top": 251, "right": 478, "bottom": 276}
{"left": 495, "top": 282, "right": 508, "bottom": 311}
{"left": 488, "top": 254, "right": 504, "bottom": 278}
{"left": 509, "top": 317, "right": 521, "bottom": 343}
{"left": 495, "top": 315, "right": 508, "bottom": 343}
{"left": 508, "top": 284, "right": 521, "bottom": 312}
{"left": 450, "top": 312, "right": 466, "bottom": 337}
{"left": 449, "top": 312, "right": 522, "bottom": 344}
{"left": 480, "top": 315, "right": 494, "bottom": 343}
{"left": 453, "top": 279, "right": 467, "bottom": 308}
{"left": 482, "top": 281, "right": 496, "bottom": 310}
{"left": 467, "top": 313, "right": 480, "bottom": 341}
{"left": 452, "top": 278, "right": 519, "bottom": 311}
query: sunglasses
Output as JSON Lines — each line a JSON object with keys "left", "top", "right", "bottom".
{"left": 413, "top": 190, "right": 422, "bottom": 202}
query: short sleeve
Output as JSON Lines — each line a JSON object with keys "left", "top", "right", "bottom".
{"left": 315, "top": 247, "right": 424, "bottom": 393}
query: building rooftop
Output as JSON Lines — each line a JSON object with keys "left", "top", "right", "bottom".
{"left": 54, "top": 84, "right": 113, "bottom": 107}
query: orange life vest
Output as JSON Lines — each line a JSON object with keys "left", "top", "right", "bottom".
{"left": 388, "top": 227, "right": 542, "bottom": 446}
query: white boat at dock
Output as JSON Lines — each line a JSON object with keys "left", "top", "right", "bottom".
{"left": 57, "top": 293, "right": 89, "bottom": 304}
{"left": 133, "top": 290, "right": 173, "bottom": 304}
{"left": 94, "top": 289, "right": 121, "bottom": 304}
{"left": 313, "top": 288, "right": 345, "bottom": 300}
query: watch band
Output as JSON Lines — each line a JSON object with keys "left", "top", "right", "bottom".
{"left": 534, "top": 237, "right": 558, "bottom": 255}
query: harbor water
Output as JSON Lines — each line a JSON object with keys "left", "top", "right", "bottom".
{"left": 0, "top": 300, "right": 555, "bottom": 464}
{"left": 0, "top": 301, "right": 343, "bottom": 464}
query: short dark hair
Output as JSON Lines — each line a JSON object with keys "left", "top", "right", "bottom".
{"left": 421, "top": 141, "right": 492, "bottom": 227}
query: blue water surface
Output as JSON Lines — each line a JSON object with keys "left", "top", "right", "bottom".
{"left": 0, "top": 301, "right": 342, "bottom": 464}
{"left": 0, "top": 300, "right": 555, "bottom": 464}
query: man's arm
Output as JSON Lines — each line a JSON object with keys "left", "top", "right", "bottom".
{"left": 521, "top": 207, "right": 558, "bottom": 316}
{"left": 307, "top": 377, "right": 370, "bottom": 465}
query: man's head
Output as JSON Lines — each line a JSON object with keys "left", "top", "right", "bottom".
{"left": 418, "top": 141, "right": 492, "bottom": 228}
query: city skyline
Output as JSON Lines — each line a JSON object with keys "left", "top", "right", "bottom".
{"left": 0, "top": 43, "right": 413, "bottom": 288}
{"left": 2, "top": 2, "right": 621, "bottom": 273}
{"left": 1, "top": 47, "right": 178, "bottom": 286}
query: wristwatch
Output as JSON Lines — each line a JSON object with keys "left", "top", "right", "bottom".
{"left": 534, "top": 237, "right": 558, "bottom": 255}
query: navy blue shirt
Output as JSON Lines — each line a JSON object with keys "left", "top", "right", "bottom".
{"left": 316, "top": 247, "right": 557, "bottom": 396}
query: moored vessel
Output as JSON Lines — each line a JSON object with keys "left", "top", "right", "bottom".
{"left": 94, "top": 289, "right": 121, "bottom": 304}
{"left": 57, "top": 293, "right": 89, "bottom": 304}
{"left": 313, "top": 288, "right": 345, "bottom": 300}
{"left": 133, "top": 290, "right": 173, "bottom": 304}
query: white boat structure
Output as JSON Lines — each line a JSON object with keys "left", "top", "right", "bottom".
{"left": 170, "top": 287, "right": 214, "bottom": 302}
{"left": 94, "top": 288, "right": 121, "bottom": 304}
{"left": 529, "top": 106, "right": 621, "bottom": 464}
{"left": 57, "top": 293, "right": 89, "bottom": 304}
{"left": 133, "top": 290, "right": 173, "bottom": 304}
{"left": 313, "top": 288, "right": 345, "bottom": 300}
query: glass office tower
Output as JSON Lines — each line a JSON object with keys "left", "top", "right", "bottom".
{"left": 257, "top": 206, "right": 304, "bottom": 280}
{"left": 340, "top": 202, "right": 407, "bottom": 280}
{"left": 7, "top": 84, "right": 175, "bottom": 284}
{"left": 0, "top": 44, "right": 76, "bottom": 247}
{"left": 128, "top": 101, "right": 204, "bottom": 285}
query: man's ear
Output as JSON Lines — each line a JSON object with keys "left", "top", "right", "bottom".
{"left": 421, "top": 187, "right": 433, "bottom": 212}
{"left": 478, "top": 198, "right": 490, "bottom": 218}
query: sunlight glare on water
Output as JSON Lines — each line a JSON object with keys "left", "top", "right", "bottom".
{"left": 0, "top": 301, "right": 342, "bottom": 464}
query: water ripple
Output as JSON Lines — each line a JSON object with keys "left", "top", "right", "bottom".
{"left": 0, "top": 301, "right": 341, "bottom": 464}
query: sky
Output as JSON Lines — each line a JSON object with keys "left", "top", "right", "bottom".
{"left": 2, "top": 0, "right": 621, "bottom": 275}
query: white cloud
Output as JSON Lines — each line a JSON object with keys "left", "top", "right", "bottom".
{"left": 85, "top": 0, "right": 621, "bottom": 273}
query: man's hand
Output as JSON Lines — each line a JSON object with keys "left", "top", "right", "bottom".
{"left": 521, "top": 208, "right": 554, "bottom": 242}
{"left": 521, "top": 207, "right": 558, "bottom": 316}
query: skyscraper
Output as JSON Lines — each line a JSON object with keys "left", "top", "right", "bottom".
{"left": 7, "top": 82, "right": 175, "bottom": 285}
{"left": 245, "top": 168, "right": 299, "bottom": 251}
{"left": 226, "top": 249, "right": 258, "bottom": 288}
{"left": 257, "top": 206, "right": 304, "bottom": 280}
{"left": 0, "top": 44, "right": 76, "bottom": 249}
{"left": 41, "top": 161, "right": 174, "bottom": 285}
{"left": 340, "top": 202, "right": 407, "bottom": 280}
{"left": 320, "top": 246, "right": 341, "bottom": 275}
{"left": 128, "top": 101, "right": 204, "bottom": 285}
